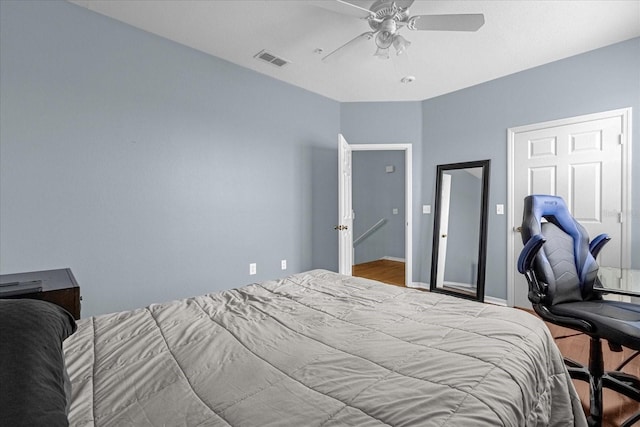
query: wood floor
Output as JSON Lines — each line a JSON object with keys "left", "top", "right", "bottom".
{"left": 353, "top": 259, "right": 640, "bottom": 426}
{"left": 353, "top": 259, "right": 405, "bottom": 286}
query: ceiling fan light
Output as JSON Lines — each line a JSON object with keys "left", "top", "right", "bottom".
{"left": 392, "top": 34, "right": 411, "bottom": 55}
{"left": 374, "top": 47, "right": 390, "bottom": 59}
{"left": 375, "top": 31, "right": 393, "bottom": 49}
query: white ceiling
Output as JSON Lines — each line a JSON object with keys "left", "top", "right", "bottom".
{"left": 69, "top": 0, "right": 640, "bottom": 102}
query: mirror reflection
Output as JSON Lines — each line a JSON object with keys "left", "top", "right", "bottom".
{"left": 430, "top": 160, "right": 490, "bottom": 301}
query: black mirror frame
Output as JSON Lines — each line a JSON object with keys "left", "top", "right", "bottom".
{"left": 429, "top": 159, "right": 491, "bottom": 302}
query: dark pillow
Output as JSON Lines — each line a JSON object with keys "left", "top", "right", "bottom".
{"left": 0, "top": 299, "right": 77, "bottom": 427}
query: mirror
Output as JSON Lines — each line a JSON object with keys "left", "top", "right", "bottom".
{"left": 430, "top": 160, "right": 490, "bottom": 301}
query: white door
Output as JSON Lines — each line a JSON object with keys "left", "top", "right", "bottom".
{"left": 435, "top": 173, "right": 452, "bottom": 288}
{"left": 508, "top": 109, "right": 632, "bottom": 308}
{"left": 338, "top": 134, "right": 354, "bottom": 275}
{"left": 337, "top": 136, "right": 414, "bottom": 286}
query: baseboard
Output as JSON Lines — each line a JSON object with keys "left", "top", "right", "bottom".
{"left": 484, "top": 296, "right": 508, "bottom": 306}
{"left": 443, "top": 280, "right": 473, "bottom": 289}
{"left": 381, "top": 256, "right": 405, "bottom": 262}
{"left": 408, "top": 282, "right": 429, "bottom": 290}
{"left": 408, "top": 283, "right": 508, "bottom": 306}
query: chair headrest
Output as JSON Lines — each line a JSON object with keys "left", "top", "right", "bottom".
{"left": 523, "top": 195, "right": 582, "bottom": 244}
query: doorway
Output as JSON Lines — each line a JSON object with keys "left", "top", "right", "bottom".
{"left": 337, "top": 135, "right": 413, "bottom": 287}
{"left": 352, "top": 150, "right": 406, "bottom": 285}
{"left": 507, "top": 108, "right": 632, "bottom": 308}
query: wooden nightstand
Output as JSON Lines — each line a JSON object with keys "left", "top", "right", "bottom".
{"left": 0, "top": 268, "right": 81, "bottom": 319}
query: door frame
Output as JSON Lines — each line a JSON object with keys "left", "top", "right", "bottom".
{"left": 506, "top": 108, "right": 633, "bottom": 307}
{"left": 341, "top": 141, "right": 413, "bottom": 287}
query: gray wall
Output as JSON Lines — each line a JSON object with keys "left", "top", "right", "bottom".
{"left": 0, "top": 1, "right": 340, "bottom": 316}
{"left": 422, "top": 37, "right": 640, "bottom": 299}
{"left": 352, "top": 151, "right": 405, "bottom": 264}
{"left": 1, "top": 1, "right": 637, "bottom": 313}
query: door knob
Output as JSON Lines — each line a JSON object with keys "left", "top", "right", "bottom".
{"left": 441, "top": 234, "right": 447, "bottom": 238}
{"left": 334, "top": 225, "right": 349, "bottom": 231}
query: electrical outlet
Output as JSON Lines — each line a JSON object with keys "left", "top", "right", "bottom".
{"left": 281, "top": 259, "right": 287, "bottom": 270}
{"left": 496, "top": 204, "right": 505, "bottom": 215}
{"left": 423, "top": 205, "right": 431, "bottom": 214}
{"left": 249, "top": 263, "right": 257, "bottom": 275}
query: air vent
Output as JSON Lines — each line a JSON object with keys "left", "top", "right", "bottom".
{"left": 254, "top": 50, "right": 290, "bottom": 68}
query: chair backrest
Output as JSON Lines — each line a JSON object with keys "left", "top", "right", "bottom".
{"left": 521, "top": 195, "right": 599, "bottom": 304}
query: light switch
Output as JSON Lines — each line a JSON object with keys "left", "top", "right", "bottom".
{"left": 423, "top": 205, "right": 431, "bottom": 214}
{"left": 392, "top": 208, "right": 399, "bottom": 215}
{"left": 496, "top": 204, "right": 504, "bottom": 215}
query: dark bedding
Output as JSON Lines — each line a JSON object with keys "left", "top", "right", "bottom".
{"left": 0, "top": 299, "right": 77, "bottom": 427}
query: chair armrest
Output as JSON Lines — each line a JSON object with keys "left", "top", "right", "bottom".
{"left": 517, "top": 234, "right": 546, "bottom": 274}
{"left": 518, "top": 234, "right": 549, "bottom": 304}
{"left": 589, "top": 233, "right": 611, "bottom": 259}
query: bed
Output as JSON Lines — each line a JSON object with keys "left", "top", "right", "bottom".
{"left": 3, "top": 270, "right": 588, "bottom": 426}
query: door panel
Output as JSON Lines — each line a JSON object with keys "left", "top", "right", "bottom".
{"left": 530, "top": 137, "right": 556, "bottom": 157}
{"left": 530, "top": 166, "right": 556, "bottom": 195}
{"left": 571, "top": 163, "right": 601, "bottom": 221}
{"left": 511, "top": 114, "right": 626, "bottom": 308}
{"left": 338, "top": 134, "right": 353, "bottom": 275}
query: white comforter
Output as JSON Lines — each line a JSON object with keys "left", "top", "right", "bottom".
{"left": 64, "top": 270, "right": 587, "bottom": 426}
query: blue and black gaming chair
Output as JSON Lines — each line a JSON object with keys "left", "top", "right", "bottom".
{"left": 517, "top": 195, "right": 640, "bottom": 427}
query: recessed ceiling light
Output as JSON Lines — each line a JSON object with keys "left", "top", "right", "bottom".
{"left": 400, "top": 76, "right": 416, "bottom": 84}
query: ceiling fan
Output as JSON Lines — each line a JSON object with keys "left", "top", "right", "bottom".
{"left": 317, "top": 0, "right": 485, "bottom": 61}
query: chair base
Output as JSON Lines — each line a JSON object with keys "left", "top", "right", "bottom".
{"left": 620, "top": 411, "right": 640, "bottom": 427}
{"left": 564, "top": 339, "right": 640, "bottom": 427}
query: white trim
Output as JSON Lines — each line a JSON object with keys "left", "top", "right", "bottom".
{"left": 621, "top": 109, "right": 633, "bottom": 269}
{"left": 350, "top": 143, "right": 414, "bottom": 290}
{"left": 381, "top": 256, "right": 405, "bottom": 262}
{"left": 406, "top": 282, "right": 506, "bottom": 306}
{"left": 442, "top": 280, "right": 473, "bottom": 289}
{"left": 506, "top": 108, "right": 632, "bottom": 307}
{"left": 506, "top": 126, "right": 516, "bottom": 308}
{"left": 484, "top": 296, "right": 508, "bottom": 307}
{"left": 408, "top": 282, "right": 429, "bottom": 290}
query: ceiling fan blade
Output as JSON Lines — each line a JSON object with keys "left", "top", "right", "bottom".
{"left": 410, "top": 14, "right": 485, "bottom": 31}
{"left": 310, "top": 0, "right": 375, "bottom": 19}
{"left": 322, "top": 31, "right": 375, "bottom": 63}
